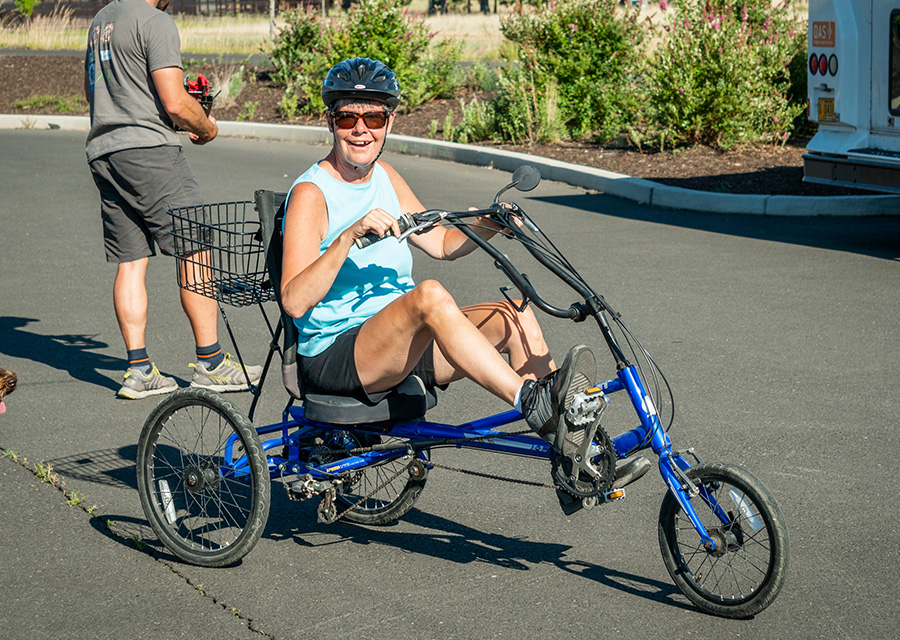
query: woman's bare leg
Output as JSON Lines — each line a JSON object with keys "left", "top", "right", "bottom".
{"left": 455, "top": 301, "right": 554, "bottom": 380}
{"left": 354, "top": 280, "right": 536, "bottom": 404}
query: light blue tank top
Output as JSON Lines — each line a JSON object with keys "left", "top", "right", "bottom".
{"left": 285, "top": 162, "right": 415, "bottom": 357}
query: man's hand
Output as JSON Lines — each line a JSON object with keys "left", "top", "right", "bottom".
{"left": 151, "top": 66, "right": 217, "bottom": 143}
{"left": 189, "top": 115, "right": 217, "bottom": 145}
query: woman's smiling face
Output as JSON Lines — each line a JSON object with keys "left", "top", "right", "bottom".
{"left": 328, "top": 100, "right": 394, "bottom": 175}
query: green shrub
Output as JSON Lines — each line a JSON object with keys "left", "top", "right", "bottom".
{"left": 14, "top": 0, "right": 40, "bottom": 18}
{"left": 643, "top": 0, "right": 806, "bottom": 149}
{"left": 271, "top": 7, "right": 322, "bottom": 87}
{"left": 442, "top": 0, "right": 643, "bottom": 144}
{"left": 270, "top": 0, "right": 464, "bottom": 116}
{"left": 499, "top": 0, "right": 644, "bottom": 140}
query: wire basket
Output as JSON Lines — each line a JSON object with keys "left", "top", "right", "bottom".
{"left": 168, "top": 201, "right": 273, "bottom": 307}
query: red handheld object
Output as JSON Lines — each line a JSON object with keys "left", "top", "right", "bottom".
{"left": 184, "top": 73, "right": 213, "bottom": 115}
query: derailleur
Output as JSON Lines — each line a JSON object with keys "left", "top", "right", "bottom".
{"left": 286, "top": 474, "right": 343, "bottom": 501}
{"left": 285, "top": 476, "right": 345, "bottom": 524}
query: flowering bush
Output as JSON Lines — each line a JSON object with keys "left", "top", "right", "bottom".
{"left": 643, "top": 0, "right": 806, "bottom": 149}
{"left": 271, "top": 0, "right": 463, "bottom": 116}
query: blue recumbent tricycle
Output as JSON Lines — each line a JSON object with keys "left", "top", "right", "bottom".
{"left": 137, "top": 166, "right": 789, "bottom": 619}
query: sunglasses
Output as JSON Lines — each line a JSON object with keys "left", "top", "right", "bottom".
{"left": 331, "top": 110, "right": 389, "bottom": 130}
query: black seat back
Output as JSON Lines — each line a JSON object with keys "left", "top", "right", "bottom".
{"left": 255, "top": 189, "right": 303, "bottom": 400}
{"left": 253, "top": 189, "right": 437, "bottom": 424}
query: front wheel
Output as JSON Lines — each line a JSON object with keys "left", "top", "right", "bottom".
{"left": 136, "top": 388, "right": 271, "bottom": 567}
{"left": 658, "top": 462, "right": 789, "bottom": 618}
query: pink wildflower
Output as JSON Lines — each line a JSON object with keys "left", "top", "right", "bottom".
{"left": 568, "top": 23, "right": 577, "bottom": 31}
{"left": 659, "top": 0, "right": 667, "bottom": 10}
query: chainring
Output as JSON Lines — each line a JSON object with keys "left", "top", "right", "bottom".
{"left": 551, "top": 420, "right": 616, "bottom": 499}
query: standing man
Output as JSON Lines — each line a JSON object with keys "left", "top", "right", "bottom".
{"left": 84, "top": 0, "right": 261, "bottom": 399}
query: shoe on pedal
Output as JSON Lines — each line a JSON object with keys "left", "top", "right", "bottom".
{"left": 117, "top": 365, "right": 178, "bottom": 400}
{"left": 521, "top": 344, "right": 596, "bottom": 450}
{"left": 190, "top": 353, "right": 262, "bottom": 392}
{"left": 612, "top": 455, "right": 651, "bottom": 490}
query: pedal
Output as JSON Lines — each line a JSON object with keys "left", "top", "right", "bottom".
{"left": 287, "top": 475, "right": 334, "bottom": 502}
{"left": 557, "top": 388, "right": 609, "bottom": 461}
{"left": 566, "top": 387, "right": 608, "bottom": 429}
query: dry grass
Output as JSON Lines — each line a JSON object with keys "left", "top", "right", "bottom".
{"left": 0, "top": 6, "right": 86, "bottom": 50}
{"left": 174, "top": 14, "right": 272, "bottom": 55}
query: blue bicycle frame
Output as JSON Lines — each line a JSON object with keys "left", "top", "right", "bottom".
{"left": 222, "top": 360, "right": 720, "bottom": 549}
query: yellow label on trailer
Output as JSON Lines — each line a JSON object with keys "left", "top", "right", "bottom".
{"left": 818, "top": 97, "right": 837, "bottom": 122}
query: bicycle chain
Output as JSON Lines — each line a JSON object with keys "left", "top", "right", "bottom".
{"left": 310, "top": 429, "right": 577, "bottom": 523}
{"left": 427, "top": 459, "right": 557, "bottom": 490}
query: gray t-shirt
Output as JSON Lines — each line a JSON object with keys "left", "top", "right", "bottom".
{"left": 84, "top": 0, "right": 183, "bottom": 162}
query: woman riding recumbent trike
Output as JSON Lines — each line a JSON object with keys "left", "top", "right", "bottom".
{"left": 137, "top": 164, "right": 788, "bottom": 620}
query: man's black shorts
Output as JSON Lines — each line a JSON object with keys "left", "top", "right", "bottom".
{"left": 89, "top": 145, "right": 202, "bottom": 263}
{"left": 299, "top": 324, "right": 441, "bottom": 403}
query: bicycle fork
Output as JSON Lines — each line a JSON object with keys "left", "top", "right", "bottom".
{"left": 611, "top": 365, "right": 722, "bottom": 551}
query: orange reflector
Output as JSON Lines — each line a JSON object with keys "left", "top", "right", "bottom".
{"left": 585, "top": 386, "right": 602, "bottom": 394}
{"left": 607, "top": 489, "right": 625, "bottom": 500}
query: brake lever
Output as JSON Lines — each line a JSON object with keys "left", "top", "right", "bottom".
{"left": 396, "top": 210, "right": 448, "bottom": 243}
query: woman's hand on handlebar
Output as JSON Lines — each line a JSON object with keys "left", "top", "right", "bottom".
{"left": 345, "top": 208, "right": 402, "bottom": 248}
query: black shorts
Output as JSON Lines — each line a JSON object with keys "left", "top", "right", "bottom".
{"left": 299, "top": 324, "right": 440, "bottom": 403}
{"left": 89, "top": 145, "right": 202, "bottom": 263}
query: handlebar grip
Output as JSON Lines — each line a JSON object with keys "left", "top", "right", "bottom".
{"left": 354, "top": 213, "right": 415, "bottom": 249}
{"left": 354, "top": 230, "right": 387, "bottom": 249}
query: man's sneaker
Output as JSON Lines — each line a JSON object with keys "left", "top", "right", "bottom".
{"left": 117, "top": 365, "right": 178, "bottom": 400}
{"left": 522, "top": 344, "right": 596, "bottom": 448}
{"left": 190, "top": 353, "right": 262, "bottom": 392}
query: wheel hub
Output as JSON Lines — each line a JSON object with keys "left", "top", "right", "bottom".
{"left": 183, "top": 462, "right": 220, "bottom": 494}
{"left": 705, "top": 528, "right": 742, "bottom": 556}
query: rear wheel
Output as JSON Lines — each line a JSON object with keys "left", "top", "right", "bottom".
{"left": 136, "top": 388, "right": 270, "bottom": 567}
{"left": 319, "top": 430, "right": 427, "bottom": 526}
{"left": 658, "top": 462, "right": 789, "bottom": 618}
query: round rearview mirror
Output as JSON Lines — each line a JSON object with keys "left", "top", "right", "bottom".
{"left": 512, "top": 165, "right": 541, "bottom": 192}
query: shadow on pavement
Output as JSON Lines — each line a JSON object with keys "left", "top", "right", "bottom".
{"left": 536, "top": 193, "right": 900, "bottom": 261}
{"left": 47, "top": 444, "right": 137, "bottom": 489}
{"left": 270, "top": 504, "right": 691, "bottom": 612}
{"left": 0, "top": 316, "right": 125, "bottom": 391}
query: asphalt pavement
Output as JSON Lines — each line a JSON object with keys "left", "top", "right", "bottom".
{"left": 1, "top": 126, "right": 899, "bottom": 639}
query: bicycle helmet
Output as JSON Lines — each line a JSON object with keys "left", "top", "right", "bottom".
{"left": 321, "top": 57, "right": 402, "bottom": 112}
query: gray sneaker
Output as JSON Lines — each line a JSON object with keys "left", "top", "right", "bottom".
{"left": 522, "top": 344, "right": 596, "bottom": 447}
{"left": 189, "top": 353, "right": 262, "bottom": 392}
{"left": 117, "top": 365, "right": 179, "bottom": 400}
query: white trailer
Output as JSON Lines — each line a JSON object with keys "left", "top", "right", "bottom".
{"left": 803, "top": 0, "right": 900, "bottom": 193}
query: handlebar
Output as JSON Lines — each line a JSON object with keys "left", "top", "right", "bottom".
{"left": 354, "top": 212, "right": 417, "bottom": 249}
{"left": 356, "top": 203, "right": 593, "bottom": 321}
{"left": 350, "top": 164, "right": 631, "bottom": 367}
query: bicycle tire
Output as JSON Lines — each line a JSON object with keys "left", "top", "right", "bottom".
{"left": 324, "top": 431, "right": 426, "bottom": 526}
{"left": 658, "top": 461, "right": 789, "bottom": 618}
{"left": 136, "top": 388, "right": 271, "bottom": 567}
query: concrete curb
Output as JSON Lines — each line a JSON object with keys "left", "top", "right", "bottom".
{"left": 5, "top": 114, "right": 899, "bottom": 216}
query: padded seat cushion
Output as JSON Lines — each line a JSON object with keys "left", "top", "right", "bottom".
{"left": 303, "top": 375, "right": 438, "bottom": 424}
